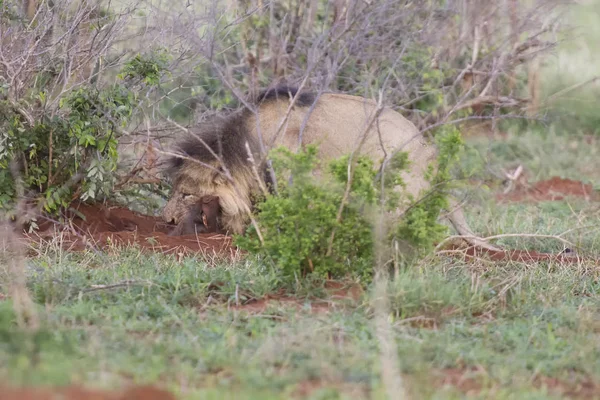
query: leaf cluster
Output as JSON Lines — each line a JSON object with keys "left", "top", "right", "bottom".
{"left": 0, "top": 50, "right": 169, "bottom": 215}
{"left": 234, "top": 145, "right": 377, "bottom": 283}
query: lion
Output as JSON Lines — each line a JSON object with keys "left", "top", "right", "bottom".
{"left": 166, "top": 195, "right": 223, "bottom": 236}
{"left": 163, "top": 86, "right": 497, "bottom": 250}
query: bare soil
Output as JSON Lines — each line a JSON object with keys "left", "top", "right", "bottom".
{"left": 534, "top": 376, "right": 600, "bottom": 399}
{"left": 291, "top": 379, "right": 369, "bottom": 399}
{"left": 21, "top": 181, "right": 599, "bottom": 265}
{"left": 292, "top": 369, "right": 600, "bottom": 399}
{"left": 228, "top": 281, "right": 364, "bottom": 314}
{"left": 26, "top": 202, "right": 235, "bottom": 258}
{"left": 434, "top": 368, "right": 600, "bottom": 399}
{"left": 497, "top": 176, "right": 599, "bottom": 203}
{"left": 0, "top": 385, "right": 175, "bottom": 400}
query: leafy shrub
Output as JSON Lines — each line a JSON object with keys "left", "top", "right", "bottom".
{"left": 118, "top": 49, "right": 171, "bottom": 86}
{"left": 0, "top": 50, "right": 170, "bottom": 216}
{"left": 235, "top": 133, "right": 462, "bottom": 283}
{"left": 395, "top": 126, "right": 464, "bottom": 252}
{"left": 234, "top": 145, "right": 377, "bottom": 283}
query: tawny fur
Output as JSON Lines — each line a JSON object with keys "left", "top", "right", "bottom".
{"left": 248, "top": 92, "right": 436, "bottom": 201}
{"left": 163, "top": 87, "right": 437, "bottom": 235}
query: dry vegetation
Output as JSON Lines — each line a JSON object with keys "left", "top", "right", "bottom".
{"left": 0, "top": 0, "right": 567, "bottom": 219}
{"left": 1, "top": 0, "right": 600, "bottom": 399}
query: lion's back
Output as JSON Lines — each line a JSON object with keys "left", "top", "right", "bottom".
{"left": 247, "top": 92, "right": 437, "bottom": 200}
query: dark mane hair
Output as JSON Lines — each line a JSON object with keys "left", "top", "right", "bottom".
{"left": 165, "top": 113, "right": 259, "bottom": 179}
{"left": 256, "top": 85, "right": 316, "bottom": 108}
{"left": 165, "top": 84, "right": 317, "bottom": 180}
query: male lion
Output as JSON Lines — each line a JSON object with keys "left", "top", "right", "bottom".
{"left": 163, "top": 86, "right": 496, "bottom": 250}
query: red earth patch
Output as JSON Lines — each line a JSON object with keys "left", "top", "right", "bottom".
{"left": 535, "top": 376, "right": 600, "bottom": 399}
{"left": 434, "top": 368, "right": 600, "bottom": 399}
{"left": 290, "top": 379, "right": 368, "bottom": 399}
{"left": 16, "top": 177, "right": 600, "bottom": 267}
{"left": 435, "top": 368, "right": 484, "bottom": 395}
{"left": 25, "top": 202, "right": 235, "bottom": 258}
{"left": 0, "top": 385, "right": 175, "bottom": 400}
{"left": 498, "top": 177, "right": 599, "bottom": 203}
{"left": 228, "top": 281, "right": 364, "bottom": 314}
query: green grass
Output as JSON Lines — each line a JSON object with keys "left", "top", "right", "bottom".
{"left": 539, "top": 0, "right": 600, "bottom": 135}
{"left": 2, "top": 242, "right": 599, "bottom": 399}
{"left": 460, "top": 128, "right": 600, "bottom": 185}
{"left": 455, "top": 129, "right": 600, "bottom": 254}
{"left": 1, "top": 129, "right": 600, "bottom": 399}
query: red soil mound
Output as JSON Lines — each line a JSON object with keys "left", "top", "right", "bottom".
{"left": 27, "top": 203, "right": 234, "bottom": 258}
{"left": 498, "top": 177, "right": 599, "bottom": 203}
{"left": 0, "top": 385, "right": 175, "bottom": 400}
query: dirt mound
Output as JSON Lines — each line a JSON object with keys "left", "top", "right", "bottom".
{"left": 498, "top": 177, "right": 599, "bottom": 203}
{"left": 19, "top": 190, "right": 598, "bottom": 264}
{"left": 27, "top": 203, "right": 234, "bottom": 257}
{"left": 0, "top": 385, "right": 175, "bottom": 400}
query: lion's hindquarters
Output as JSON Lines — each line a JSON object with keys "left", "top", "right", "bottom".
{"left": 254, "top": 95, "right": 436, "bottom": 205}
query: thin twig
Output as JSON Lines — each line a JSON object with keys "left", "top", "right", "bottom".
{"left": 245, "top": 141, "right": 269, "bottom": 197}
{"left": 542, "top": 76, "right": 600, "bottom": 106}
{"left": 82, "top": 279, "right": 150, "bottom": 293}
{"left": 434, "top": 232, "right": 576, "bottom": 253}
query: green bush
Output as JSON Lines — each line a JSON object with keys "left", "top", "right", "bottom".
{"left": 234, "top": 145, "right": 377, "bottom": 283}
{"left": 395, "top": 126, "right": 464, "bottom": 252}
{"left": 118, "top": 49, "right": 170, "bottom": 87}
{"left": 0, "top": 50, "right": 170, "bottom": 216}
{"left": 235, "top": 132, "right": 462, "bottom": 283}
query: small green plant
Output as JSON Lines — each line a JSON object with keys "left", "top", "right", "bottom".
{"left": 117, "top": 49, "right": 171, "bottom": 86}
{"left": 395, "top": 126, "right": 464, "bottom": 252}
{"left": 234, "top": 145, "right": 377, "bottom": 283}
